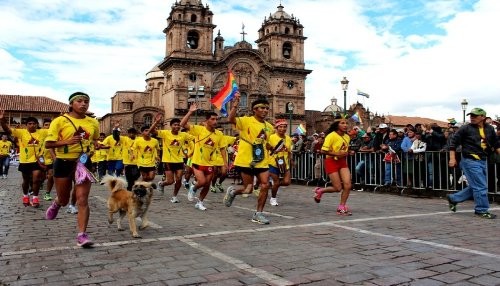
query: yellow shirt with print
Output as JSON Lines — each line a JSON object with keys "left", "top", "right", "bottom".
{"left": 131, "top": 137, "right": 159, "bottom": 168}
{"left": 11, "top": 128, "right": 48, "bottom": 163}
{"left": 92, "top": 141, "right": 108, "bottom": 162}
{"left": 321, "top": 131, "right": 350, "bottom": 159}
{"left": 212, "top": 135, "right": 236, "bottom": 166}
{"left": 233, "top": 116, "right": 274, "bottom": 168}
{"left": 41, "top": 141, "right": 55, "bottom": 165}
{"left": 120, "top": 136, "right": 137, "bottom": 165}
{"left": 189, "top": 125, "right": 224, "bottom": 167}
{"left": 268, "top": 134, "right": 292, "bottom": 169}
{"left": 45, "top": 115, "right": 99, "bottom": 160}
{"left": 102, "top": 134, "right": 123, "bottom": 161}
{"left": 157, "top": 130, "right": 193, "bottom": 163}
{"left": 0, "top": 140, "right": 12, "bottom": 157}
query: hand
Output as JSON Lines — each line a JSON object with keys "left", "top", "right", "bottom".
{"left": 113, "top": 120, "right": 121, "bottom": 129}
{"left": 189, "top": 102, "right": 198, "bottom": 112}
{"left": 67, "top": 134, "right": 83, "bottom": 145}
{"left": 154, "top": 113, "right": 163, "bottom": 123}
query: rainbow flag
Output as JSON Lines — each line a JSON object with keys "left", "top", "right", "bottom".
{"left": 294, "top": 124, "right": 306, "bottom": 135}
{"left": 351, "top": 111, "right": 363, "bottom": 124}
{"left": 211, "top": 70, "right": 239, "bottom": 116}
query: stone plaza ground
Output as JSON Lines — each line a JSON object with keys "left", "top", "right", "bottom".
{"left": 0, "top": 171, "right": 499, "bottom": 285}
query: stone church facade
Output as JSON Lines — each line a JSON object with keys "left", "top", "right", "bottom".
{"left": 99, "top": 0, "right": 312, "bottom": 135}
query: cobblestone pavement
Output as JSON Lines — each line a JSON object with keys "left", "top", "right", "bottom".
{"left": 0, "top": 171, "right": 499, "bottom": 286}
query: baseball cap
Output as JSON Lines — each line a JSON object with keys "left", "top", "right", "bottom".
{"left": 378, "top": 123, "right": 388, "bottom": 129}
{"left": 467, "top": 107, "right": 486, "bottom": 116}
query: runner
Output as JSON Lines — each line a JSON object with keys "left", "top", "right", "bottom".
{"left": 180, "top": 103, "right": 226, "bottom": 211}
{"left": 0, "top": 113, "right": 48, "bottom": 207}
{"left": 41, "top": 119, "right": 56, "bottom": 201}
{"left": 44, "top": 91, "right": 100, "bottom": 247}
{"left": 210, "top": 132, "right": 236, "bottom": 193}
{"left": 131, "top": 126, "right": 159, "bottom": 182}
{"left": 0, "top": 134, "right": 13, "bottom": 179}
{"left": 223, "top": 94, "right": 274, "bottom": 224}
{"left": 268, "top": 119, "right": 293, "bottom": 206}
{"left": 312, "top": 116, "right": 353, "bottom": 216}
{"left": 101, "top": 123, "right": 124, "bottom": 176}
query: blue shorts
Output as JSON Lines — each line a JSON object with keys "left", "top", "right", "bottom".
{"left": 268, "top": 166, "right": 281, "bottom": 176}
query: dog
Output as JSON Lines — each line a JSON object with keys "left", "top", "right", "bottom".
{"left": 101, "top": 175, "right": 155, "bottom": 238}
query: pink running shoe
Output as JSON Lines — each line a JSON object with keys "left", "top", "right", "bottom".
{"left": 337, "top": 205, "right": 352, "bottom": 216}
{"left": 76, "top": 233, "right": 94, "bottom": 248}
{"left": 313, "top": 187, "right": 323, "bottom": 203}
{"left": 45, "top": 201, "right": 61, "bottom": 220}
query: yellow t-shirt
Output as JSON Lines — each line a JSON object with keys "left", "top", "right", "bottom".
{"left": 268, "top": 134, "right": 292, "bottom": 169}
{"left": 41, "top": 142, "right": 55, "bottom": 165}
{"left": 157, "top": 130, "right": 193, "bottom": 163}
{"left": 102, "top": 134, "right": 123, "bottom": 161}
{"left": 120, "top": 136, "right": 137, "bottom": 165}
{"left": 182, "top": 138, "right": 195, "bottom": 159}
{"left": 233, "top": 116, "right": 274, "bottom": 168}
{"left": 93, "top": 141, "right": 108, "bottom": 162}
{"left": 189, "top": 125, "right": 224, "bottom": 167}
{"left": 322, "top": 131, "right": 350, "bottom": 159}
{"left": 45, "top": 115, "right": 99, "bottom": 160}
{"left": 131, "top": 137, "right": 159, "bottom": 168}
{"left": 11, "top": 128, "right": 48, "bottom": 163}
{"left": 212, "top": 135, "right": 236, "bottom": 166}
{"left": 0, "top": 140, "right": 12, "bottom": 156}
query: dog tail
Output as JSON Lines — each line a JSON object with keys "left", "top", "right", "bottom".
{"left": 101, "top": 175, "right": 128, "bottom": 192}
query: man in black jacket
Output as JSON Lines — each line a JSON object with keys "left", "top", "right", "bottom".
{"left": 447, "top": 108, "right": 500, "bottom": 219}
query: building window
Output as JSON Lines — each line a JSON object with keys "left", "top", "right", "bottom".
{"left": 144, "top": 114, "right": 152, "bottom": 127}
{"left": 239, "top": 92, "right": 248, "bottom": 108}
{"left": 122, "top": 102, "right": 133, "bottom": 111}
{"left": 285, "top": 27, "right": 290, "bottom": 34}
{"left": 187, "top": 30, "right": 199, "bottom": 49}
{"left": 283, "top": 42, "right": 292, "bottom": 59}
{"left": 191, "top": 14, "right": 197, "bottom": 22}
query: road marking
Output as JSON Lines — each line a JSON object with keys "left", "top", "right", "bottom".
{"left": 233, "top": 206, "right": 295, "bottom": 219}
{"left": 93, "top": 195, "right": 163, "bottom": 229}
{"left": 179, "top": 237, "right": 294, "bottom": 286}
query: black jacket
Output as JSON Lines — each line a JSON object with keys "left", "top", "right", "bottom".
{"left": 450, "top": 123, "right": 500, "bottom": 160}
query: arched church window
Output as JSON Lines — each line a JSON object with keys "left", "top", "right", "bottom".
{"left": 239, "top": 92, "right": 248, "bottom": 108}
{"left": 208, "top": 17, "right": 211, "bottom": 23}
{"left": 191, "top": 14, "right": 197, "bottom": 22}
{"left": 187, "top": 30, "right": 199, "bottom": 49}
{"left": 144, "top": 114, "right": 152, "bottom": 127}
{"left": 283, "top": 42, "right": 292, "bottom": 59}
{"left": 285, "top": 27, "right": 290, "bottom": 34}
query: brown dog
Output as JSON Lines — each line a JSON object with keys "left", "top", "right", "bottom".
{"left": 102, "top": 175, "right": 155, "bottom": 238}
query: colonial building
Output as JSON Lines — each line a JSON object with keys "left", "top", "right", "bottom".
{"left": 99, "top": 0, "right": 312, "bottom": 135}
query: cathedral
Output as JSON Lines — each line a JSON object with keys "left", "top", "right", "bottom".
{"left": 99, "top": 0, "right": 312, "bottom": 134}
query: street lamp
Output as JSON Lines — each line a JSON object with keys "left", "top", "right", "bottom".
{"left": 461, "top": 99, "right": 468, "bottom": 123}
{"left": 340, "top": 76, "right": 349, "bottom": 116}
{"left": 286, "top": 102, "right": 294, "bottom": 135}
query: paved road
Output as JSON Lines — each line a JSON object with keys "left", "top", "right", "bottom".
{"left": 1, "top": 171, "right": 499, "bottom": 285}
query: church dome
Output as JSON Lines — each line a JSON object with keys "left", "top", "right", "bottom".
{"left": 271, "top": 4, "right": 292, "bottom": 20}
{"left": 323, "top": 97, "right": 343, "bottom": 113}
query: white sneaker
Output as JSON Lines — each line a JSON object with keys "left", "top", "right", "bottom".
{"left": 170, "top": 196, "right": 179, "bottom": 203}
{"left": 158, "top": 180, "right": 165, "bottom": 193}
{"left": 2, "top": 174, "right": 6, "bottom": 179}
{"left": 187, "top": 184, "right": 196, "bottom": 202}
{"left": 270, "top": 197, "right": 279, "bottom": 206}
{"left": 195, "top": 201, "right": 207, "bottom": 211}
{"left": 66, "top": 205, "right": 78, "bottom": 214}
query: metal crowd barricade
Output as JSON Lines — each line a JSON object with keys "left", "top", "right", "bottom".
{"left": 287, "top": 150, "right": 499, "bottom": 198}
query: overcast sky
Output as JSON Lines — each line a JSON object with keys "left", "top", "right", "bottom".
{"left": 1, "top": 0, "right": 499, "bottom": 122}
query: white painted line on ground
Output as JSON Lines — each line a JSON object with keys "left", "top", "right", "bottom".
{"left": 233, "top": 206, "right": 295, "bottom": 219}
{"left": 179, "top": 237, "right": 294, "bottom": 286}
{"left": 93, "top": 195, "right": 163, "bottom": 229}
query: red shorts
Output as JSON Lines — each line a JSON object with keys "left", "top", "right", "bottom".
{"left": 324, "top": 157, "right": 348, "bottom": 175}
{"left": 192, "top": 164, "right": 214, "bottom": 175}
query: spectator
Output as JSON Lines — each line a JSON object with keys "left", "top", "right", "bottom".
{"left": 423, "top": 123, "right": 446, "bottom": 189}
{"left": 381, "top": 129, "right": 402, "bottom": 186}
{"left": 355, "top": 133, "right": 374, "bottom": 186}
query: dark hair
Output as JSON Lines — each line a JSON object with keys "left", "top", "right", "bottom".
{"left": 26, "top": 117, "right": 39, "bottom": 125}
{"left": 140, "top": 126, "right": 149, "bottom": 132}
{"left": 43, "top": 119, "right": 51, "bottom": 124}
{"left": 251, "top": 98, "right": 270, "bottom": 109}
{"left": 127, "top": 128, "right": 137, "bottom": 134}
{"left": 170, "top": 118, "right": 180, "bottom": 125}
{"left": 389, "top": 129, "right": 398, "bottom": 136}
{"left": 205, "top": 112, "right": 218, "bottom": 120}
{"left": 325, "top": 115, "right": 343, "bottom": 134}
{"left": 99, "top": 132, "right": 106, "bottom": 137}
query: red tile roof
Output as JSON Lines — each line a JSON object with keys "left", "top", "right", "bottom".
{"left": 0, "top": 94, "right": 69, "bottom": 113}
{"left": 384, "top": 115, "right": 448, "bottom": 128}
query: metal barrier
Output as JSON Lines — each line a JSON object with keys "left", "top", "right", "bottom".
{"left": 290, "top": 151, "right": 500, "bottom": 197}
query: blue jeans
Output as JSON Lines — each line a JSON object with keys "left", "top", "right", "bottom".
{"left": 449, "top": 158, "right": 489, "bottom": 213}
{"left": 384, "top": 162, "right": 401, "bottom": 186}
{"left": 0, "top": 156, "right": 10, "bottom": 175}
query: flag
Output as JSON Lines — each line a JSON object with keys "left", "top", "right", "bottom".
{"left": 294, "top": 124, "right": 306, "bottom": 135}
{"left": 351, "top": 111, "right": 363, "bottom": 124}
{"left": 211, "top": 70, "right": 239, "bottom": 116}
{"left": 357, "top": 89, "right": 370, "bottom": 98}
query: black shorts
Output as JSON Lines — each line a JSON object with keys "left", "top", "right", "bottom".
{"left": 236, "top": 166, "right": 268, "bottom": 177}
{"left": 53, "top": 158, "right": 92, "bottom": 178}
{"left": 18, "top": 162, "right": 43, "bottom": 174}
{"left": 139, "top": 166, "right": 156, "bottom": 173}
{"left": 163, "top": 162, "right": 184, "bottom": 172}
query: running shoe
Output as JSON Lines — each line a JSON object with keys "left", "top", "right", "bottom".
{"left": 187, "top": 183, "right": 196, "bottom": 202}
{"left": 170, "top": 196, "right": 179, "bottom": 203}
{"left": 76, "top": 233, "right": 94, "bottom": 248}
{"left": 31, "top": 197, "right": 40, "bottom": 208}
{"left": 182, "top": 179, "right": 190, "bottom": 190}
{"left": 210, "top": 185, "right": 217, "bottom": 193}
{"left": 157, "top": 180, "right": 165, "bottom": 194}
{"left": 215, "top": 182, "right": 224, "bottom": 192}
{"left": 195, "top": 201, "right": 207, "bottom": 211}
{"left": 22, "top": 196, "right": 30, "bottom": 207}
{"left": 251, "top": 212, "right": 270, "bottom": 225}
{"left": 43, "top": 192, "right": 52, "bottom": 201}
{"left": 45, "top": 201, "right": 61, "bottom": 220}
{"left": 474, "top": 212, "right": 497, "bottom": 219}
{"left": 447, "top": 195, "right": 457, "bottom": 212}
{"left": 337, "top": 205, "right": 352, "bottom": 216}
{"left": 223, "top": 186, "right": 236, "bottom": 207}
{"left": 313, "top": 187, "right": 323, "bottom": 203}
{"left": 270, "top": 197, "right": 279, "bottom": 206}
{"left": 66, "top": 205, "right": 78, "bottom": 214}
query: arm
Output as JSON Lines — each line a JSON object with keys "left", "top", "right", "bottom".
{"left": 147, "top": 113, "right": 163, "bottom": 136}
{"left": 227, "top": 92, "right": 240, "bottom": 125}
{"left": 180, "top": 103, "right": 197, "bottom": 130}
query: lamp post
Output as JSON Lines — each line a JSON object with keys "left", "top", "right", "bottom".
{"left": 286, "top": 101, "right": 294, "bottom": 135}
{"left": 461, "top": 99, "right": 468, "bottom": 123}
{"left": 340, "top": 76, "right": 349, "bottom": 116}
